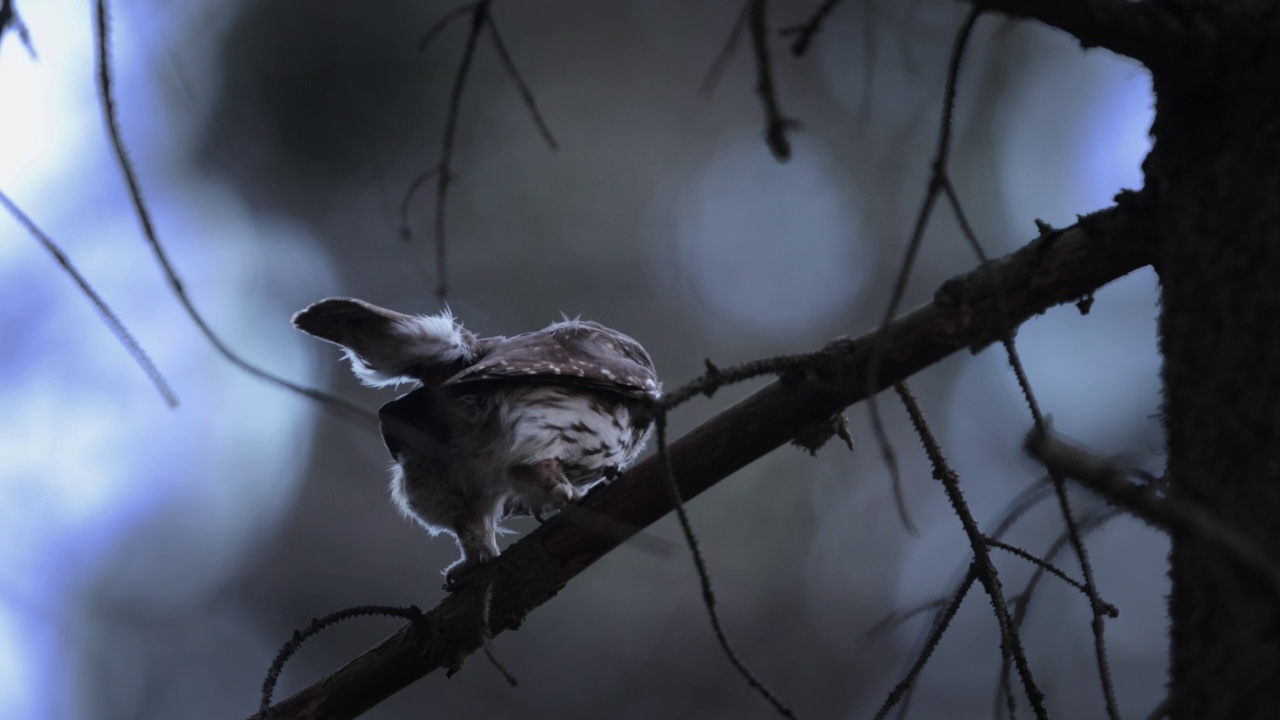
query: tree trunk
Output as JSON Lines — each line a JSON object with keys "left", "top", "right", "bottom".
{"left": 1150, "top": 29, "right": 1280, "bottom": 720}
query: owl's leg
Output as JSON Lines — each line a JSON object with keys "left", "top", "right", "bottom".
{"left": 509, "top": 458, "right": 582, "bottom": 522}
{"left": 445, "top": 514, "right": 500, "bottom": 584}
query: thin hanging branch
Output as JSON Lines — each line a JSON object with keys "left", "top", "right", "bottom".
{"left": 1, "top": 189, "right": 178, "bottom": 407}
{"left": 934, "top": 66, "right": 1122, "bottom": 720}
{"left": 654, "top": 413, "right": 796, "bottom": 719}
{"left": 407, "top": 1, "right": 558, "bottom": 302}
{"left": 780, "top": 0, "right": 848, "bottom": 56}
{"left": 701, "top": 0, "right": 800, "bottom": 159}
{"left": 250, "top": 200, "right": 1154, "bottom": 720}
{"left": 486, "top": 18, "right": 558, "bottom": 151}
{"left": 92, "top": 0, "right": 376, "bottom": 427}
{"left": 259, "top": 606, "right": 427, "bottom": 716}
{"left": 699, "top": 1, "right": 752, "bottom": 97}
{"left": 865, "top": 6, "right": 983, "bottom": 542}
{"left": 0, "top": 0, "right": 34, "bottom": 57}
{"left": 874, "top": 567, "right": 978, "bottom": 720}
{"left": 893, "top": 382, "right": 1047, "bottom": 719}
{"left": 748, "top": 0, "right": 798, "bottom": 161}
{"left": 427, "top": 1, "right": 488, "bottom": 302}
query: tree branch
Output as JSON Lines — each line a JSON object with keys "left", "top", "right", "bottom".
{"left": 252, "top": 198, "right": 1156, "bottom": 720}
{"left": 967, "top": 0, "right": 1193, "bottom": 65}
{"left": 1023, "top": 426, "right": 1280, "bottom": 599}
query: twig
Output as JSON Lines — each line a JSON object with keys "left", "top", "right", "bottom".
{"left": 874, "top": 568, "right": 978, "bottom": 720}
{"left": 429, "top": 1, "right": 490, "bottom": 303}
{"left": 780, "top": 0, "right": 848, "bottom": 56}
{"left": 865, "top": 597, "right": 949, "bottom": 639}
{"left": 259, "top": 605, "right": 426, "bottom": 716}
{"left": 998, "top": 505, "right": 1121, "bottom": 719}
{"left": 986, "top": 536, "right": 1117, "bottom": 615}
{"left": 414, "top": 2, "right": 558, "bottom": 301}
{"left": 989, "top": 476, "right": 1055, "bottom": 540}
{"left": 479, "top": 580, "right": 518, "bottom": 687}
{"left": 0, "top": 189, "right": 178, "bottom": 408}
{"left": 1025, "top": 427, "right": 1280, "bottom": 599}
{"left": 0, "top": 0, "right": 35, "bottom": 57}
{"left": 894, "top": 382, "right": 1047, "bottom": 719}
{"left": 92, "top": 0, "right": 376, "bottom": 427}
{"left": 1001, "top": 336, "right": 1120, "bottom": 719}
{"left": 486, "top": 15, "right": 558, "bottom": 151}
{"left": 655, "top": 412, "right": 796, "bottom": 719}
{"left": 865, "top": 7, "right": 982, "bottom": 544}
{"left": 659, "top": 341, "right": 854, "bottom": 411}
{"left": 699, "top": 1, "right": 751, "bottom": 97}
{"left": 417, "top": 2, "right": 478, "bottom": 52}
{"left": 939, "top": 81, "right": 1122, "bottom": 718}
{"left": 871, "top": 6, "right": 979, "bottom": 338}
{"left": 398, "top": 166, "right": 440, "bottom": 241}
{"left": 748, "top": 0, "right": 799, "bottom": 161}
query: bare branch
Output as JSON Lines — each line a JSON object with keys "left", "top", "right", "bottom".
{"left": 1024, "top": 427, "right": 1280, "bottom": 599}
{"left": 259, "top": 606, "right": 426, "bottom": 715}
{"left": 0, "top": 0, "right": 35, "bottom": 57}
{"left": 986, "top": 536, "right": 1117, "bottom": 615}
{"left": 0, "top": 189, "right": 178, "bottom": 407}
{"left": 927, "top": 21, "right": 1121, "bottom": 712}
{"left": 699, "top": 1, "right": 751, "bottom": 97}
{"left": 866, "top": 6, "right": 980, "bottom": 548}
{"left": 486, "top": 15, "right": 558, "bottom": 151}
{"left": 397, "top": 166, "right": 440, "bottom": 241}
{"left": 92, "top": 0, "right": 376, "bottom": 427}
{"left": 429, "top": 1, "right": 489, "bottom": 303}
{"left": 780, "top": 0, "right": 848, "bottom": 56}
{"left": 894, "top": 382, "right": 1047, "bottom": 718}
{"left": 251, "top": 201, "right": 1154, "bottom": 719}
{"left": 874, "top": 568, "right": 978, "bottom": 720}
{"left": 654, "top": 414, "right": 795, "bottom": 718}
{"left": 417, "top": 2, "right": 478, "bottom": 53}
{"left": 749, "top": 0, "right": 799, "bottom": 161}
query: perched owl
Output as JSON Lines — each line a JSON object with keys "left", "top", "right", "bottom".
{"left": 292, "top": 298, "right": 660, "bottom": 583}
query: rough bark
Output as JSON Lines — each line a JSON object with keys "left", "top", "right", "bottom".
{"left": 1146, "top": 14, "right": 1280, "bottom": 719}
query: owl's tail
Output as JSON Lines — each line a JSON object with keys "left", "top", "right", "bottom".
{"left": 292, "top": 297, "right": 475, "bottom": 388}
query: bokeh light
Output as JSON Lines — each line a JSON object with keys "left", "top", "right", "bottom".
{"left": 674, "top": 138, "right": 871, "bottom": 341}
{"left": 0, "top": 2, "right": 333, "bottom": 718}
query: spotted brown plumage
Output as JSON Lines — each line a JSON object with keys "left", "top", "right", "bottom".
{"left": 292, "top": 298, "right": 660, "bottom": 584}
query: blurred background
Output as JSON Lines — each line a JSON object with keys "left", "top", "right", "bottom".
{"left": 0, "top": 1, "right": 1166, "bottom": 718}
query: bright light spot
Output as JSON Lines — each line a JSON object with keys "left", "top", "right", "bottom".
{"left": 0, "top": 2, "right": 337, "bottom": 717}
{"left": 999, "top": 33, "right": 1154, "bottom": 245}
{"left": 946, "top": 268, "right": 1161, "bottom": 464}
{"left": 0, "top": 608, "right": 35, "bottom": 720}
{"left": 674, "top": 140, "right": 871, "bottom": 340}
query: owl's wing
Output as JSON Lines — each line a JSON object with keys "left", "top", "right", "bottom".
{"left": 443, "top": 320, "right": 660, "bottom": 399}
{"left": 379, "top": 387, "right": 454, "bottom": 461}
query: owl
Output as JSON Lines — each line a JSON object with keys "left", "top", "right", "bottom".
{"left": 292, "top": 298, "right": 660, "bottom": 583}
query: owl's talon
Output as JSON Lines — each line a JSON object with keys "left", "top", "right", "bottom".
{"left": 444, "top": 554, "right": 495, "bottom": 591}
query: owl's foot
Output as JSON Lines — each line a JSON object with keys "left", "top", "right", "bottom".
{"left": 509, "top": 458, "right": 582, "bottom": 521}
{"left": 446, "top": 517, "right": 500, "bottom": 590}
{"left": 443, "top": 554, "right": 492, "bottom": 590}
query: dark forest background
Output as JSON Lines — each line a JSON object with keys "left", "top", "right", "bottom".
{"left": 0, "top": 1, "right": 1170, "bottom": 718}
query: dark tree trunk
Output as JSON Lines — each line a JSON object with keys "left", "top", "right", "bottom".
{"left": 1148, "top": 23, "right": 1280, "bottom": 720}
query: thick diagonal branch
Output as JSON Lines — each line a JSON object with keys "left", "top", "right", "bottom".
{"left": 252, "top": 199, "right": 1155, "bottom": 720}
